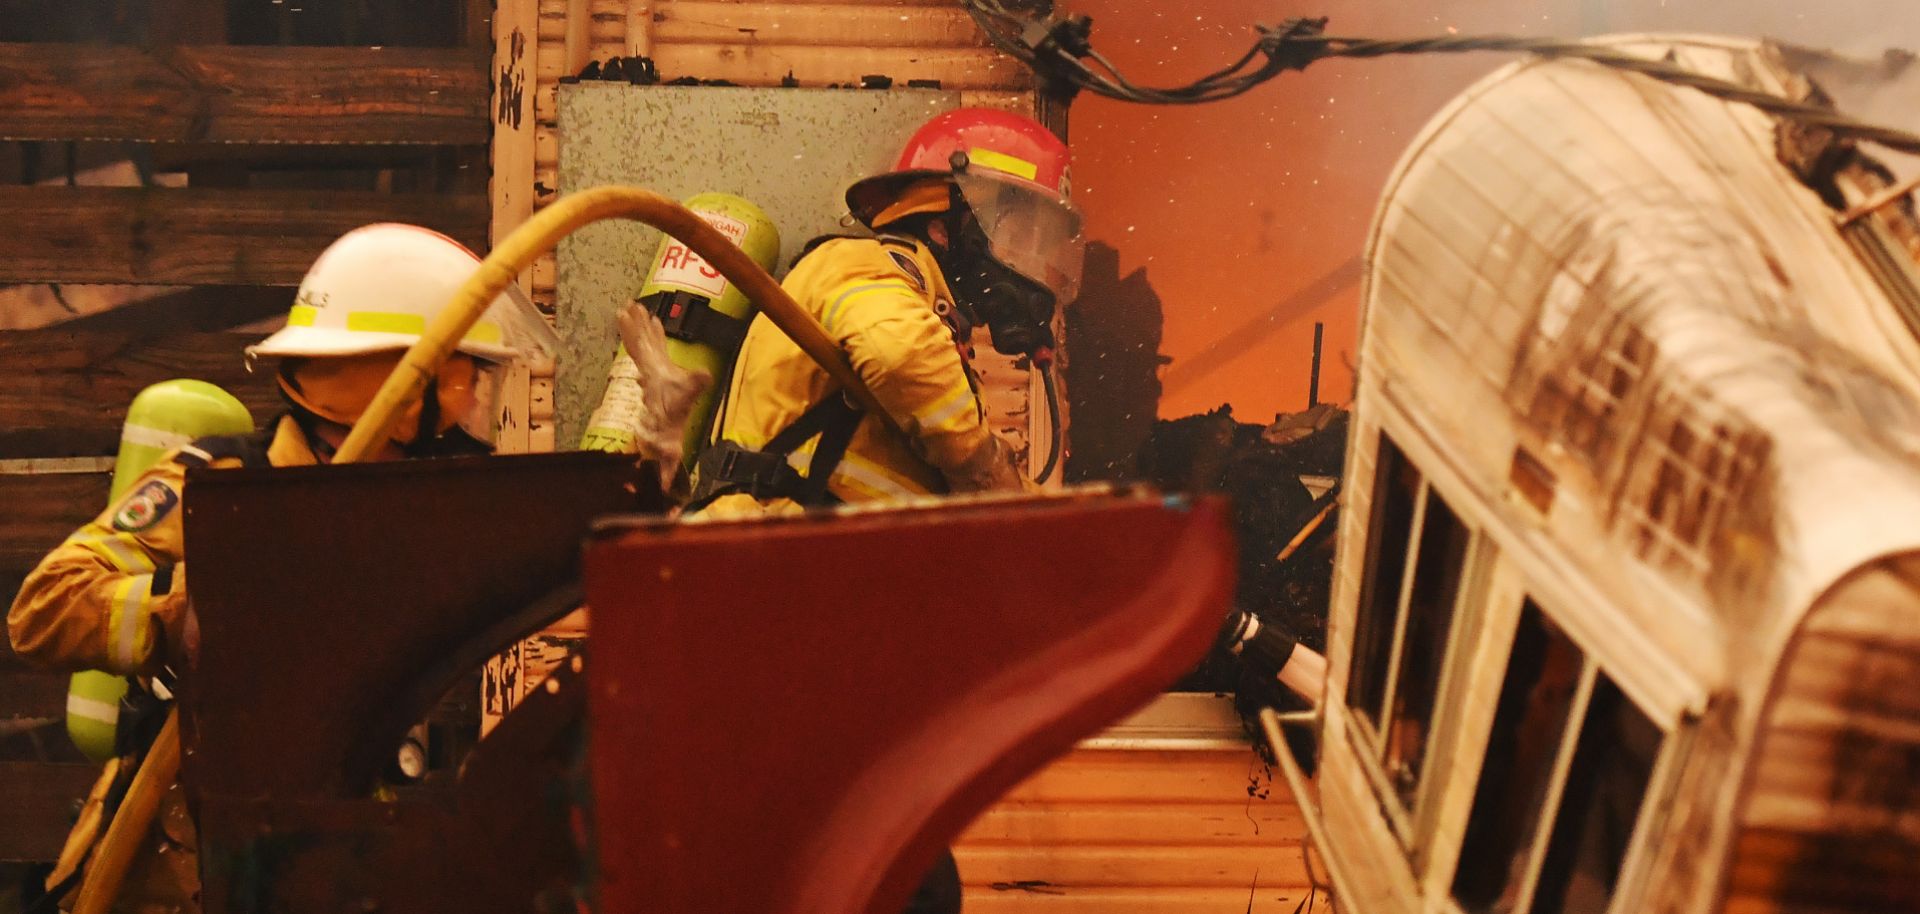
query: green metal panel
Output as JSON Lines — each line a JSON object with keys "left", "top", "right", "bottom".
{"left": 555, "top": 85, "right": 963, "bottom": 445}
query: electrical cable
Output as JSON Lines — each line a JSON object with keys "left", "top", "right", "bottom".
{"left": 1035, "top": 360, "right": 1062, "bottom": 484}
{"left": 961, "top": 3, "right": 1920, "bottom": 157}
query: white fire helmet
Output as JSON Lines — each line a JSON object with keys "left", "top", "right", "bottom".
{"left": 246, "top": 223, "right": 560, "bottom": 447}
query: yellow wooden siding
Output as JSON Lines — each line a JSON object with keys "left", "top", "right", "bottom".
{"left": 956, "top": 747, "right": 1325, "bottom": 914}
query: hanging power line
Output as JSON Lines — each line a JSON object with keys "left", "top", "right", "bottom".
{"left": 961, "top": 3, "right": 1920, "bottom": 157}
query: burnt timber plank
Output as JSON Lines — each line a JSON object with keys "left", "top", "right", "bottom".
{"left": 0, "top": 470, "right": 110, "bottom": 573}
{"left": 0, "top": 330, "right": 280, "bottom": 461}
{"left": 0, "top": 763, "right": 97, "bottom": 862}
{"left": 1, "top": 629, "right": 67, "bottom": 726}
{"left": 0, "top": 44, "right": 488, "bottom": 145}
{"left": 0, "top": 186, "right": 487, "bottom": 285}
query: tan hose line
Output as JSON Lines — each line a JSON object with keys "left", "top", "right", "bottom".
{"left": 336, "top": 185, "right": 892, "bottom": 464}
{"left": 71, "top": 713, "right": 178, "bottom": 914}
{"left": 72, "top": 187, "right": 886, "bottom": 914}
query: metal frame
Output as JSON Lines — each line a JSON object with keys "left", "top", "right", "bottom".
{"left": 1261, "top": 708, "right": 1365, "bottom": 909}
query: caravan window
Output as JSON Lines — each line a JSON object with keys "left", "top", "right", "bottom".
{"left": 1528, "top": 677, "right": 1662, "bottom": 914}
{"left": 1452, "top": 601, "right": 1584, "bottom": 914}
{"left": 1345, "top": 431, "right": 1475, "bottom": 823}
{"left": 1348, "top": 434, "right": 1419, "bottom": 724}
{"left": 1384, "top": 494, "right": 1472, "bottom": 809}
{"left": 1451, "top": 599, "right": 1667, "bottom": 914}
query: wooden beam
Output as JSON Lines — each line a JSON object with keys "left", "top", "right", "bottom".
{"left": 492, "top": 0, "right": 540, "bottom": 260}
{"left": 0, "top": 671, "right": 65, "bottom": 728}
{"left": 0, "top": 470, "right": 110, "bottom": 573}
{"left": 0, "top": 330, "right": 281, "bottom": 462}
{"left": 0, "top": 186, "right": 487, "bottom": 286}
{"left": 0, "top": 763, "right": 98, "bottom": 862}
{"left": 0, "top": 44, "right": 489, "bottom": 145}
{"left": 1, "top": 623, "right": 67, "bottom": 727}
{"left": 652, "top": 3, "right": 986, "bottom": 48}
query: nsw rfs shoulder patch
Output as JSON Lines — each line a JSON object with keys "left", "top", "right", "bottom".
{"left": 112, "top": 480, "right": 179, "bottom": 533}
{"left": 887, "top": 250, "right": 927, "bottom": 292}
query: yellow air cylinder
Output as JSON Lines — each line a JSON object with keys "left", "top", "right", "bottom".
{"left": 581, "top": 192, "right": 780, "bottom": 465}
{"left": 67, "top": 380, "right": 254, "bottom": 763}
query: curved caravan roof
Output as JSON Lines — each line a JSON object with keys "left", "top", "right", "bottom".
{"left": 1365, "top": 34, "right": 1920, "bottom": 694}
{"left": 1340, "top": 35, "right": 1920, "bottom": 914}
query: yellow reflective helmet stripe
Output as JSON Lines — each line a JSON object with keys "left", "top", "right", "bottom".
{"left": 967, "top": 146, "right": 1040, "bottom": 181}
{"left": 105, "top": 574, "right": 155, "bottom": 672}
{"left": 287, "top": 304, "right": 505, "bottom": 345}
{"left": 824, "top": 282, "right": 917, "bottom": 333}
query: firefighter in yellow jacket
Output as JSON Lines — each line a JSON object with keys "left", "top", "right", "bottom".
{"left": 6, "top": 223, "right": 554, "bottom": 912}
{"left": 689, "top": 108, "right": 1085, "bottom": 515}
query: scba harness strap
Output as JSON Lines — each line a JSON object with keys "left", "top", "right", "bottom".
{"left": 638, "top": 289, "right": 752, "bottom": 353}
{"left": 688, "top": 393, "right": 864, "bottom": 511}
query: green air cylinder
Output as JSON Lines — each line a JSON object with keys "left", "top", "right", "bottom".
{"left": 67, "top": 380, "right": 255, "bottom": 763}
{"left": 580, "top": 192, "right": 780, "bottom": 465}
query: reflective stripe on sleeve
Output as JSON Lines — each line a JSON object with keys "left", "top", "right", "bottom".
{"left": 106, "top": 575, "right": 155, "bottom": 671}
{"left": 73, "top": 532, "right": 157, "bottom": 574}
{"left": 914, "top": 382, "right": 981, "bottom": 434}
{"left": 823, "top": 282, "right": 916, "bottom": 333}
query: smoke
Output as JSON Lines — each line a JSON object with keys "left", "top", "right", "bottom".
{"left": 1578, "top": 0, "right": 1918, "bottom": 53}
{"left": 1063, "top": 0, "right": 1920, "bottom": 420}
{"left": 1585, "top": 0, "right": 1920, "bottom": 172}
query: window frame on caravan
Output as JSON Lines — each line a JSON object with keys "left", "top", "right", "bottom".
{"left": 1338, "top": 416, "right": 1700, "bottom": 914}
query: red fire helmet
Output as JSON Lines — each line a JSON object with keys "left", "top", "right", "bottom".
{"left": 847, "top": 108, "right": 1085, "bottom": 301}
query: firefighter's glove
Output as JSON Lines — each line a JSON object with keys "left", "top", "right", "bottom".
{"left": 617, "top": 303, "right": 712, "bottom": 491}
{"left": 945, "top": 433, "right": 1030, "bottom": 494}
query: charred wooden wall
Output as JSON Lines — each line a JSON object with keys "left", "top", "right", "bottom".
{"left": 0, "top": 0, "right": 495, "bottom": 864}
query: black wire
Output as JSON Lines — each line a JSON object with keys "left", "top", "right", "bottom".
{"left": 960, "top": 2, "right": 1920, "bottom": 157}
{"left": 1036, "top": 362, "right": 1062, "bottom": 485}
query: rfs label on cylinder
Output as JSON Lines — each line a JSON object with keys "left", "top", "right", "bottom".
{"left": 654, "top": 211, "right": 748, "bottom": 298}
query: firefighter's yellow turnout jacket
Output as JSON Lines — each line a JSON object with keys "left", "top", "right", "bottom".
{"left": 8, "top": 415, "right": 318, "bottom": 913}
{"left": 9, "top": 416, "right": 317, "bottom": 675}
{"left": 701, "top": 235, "right": 1019, "bottom": 516}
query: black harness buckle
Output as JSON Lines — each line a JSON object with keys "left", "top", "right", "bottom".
{"left": 639, "top": 290, "right": 751, "bottom": 353}
{"left": 697, "top": 442, "right": 805, "bottom": 502}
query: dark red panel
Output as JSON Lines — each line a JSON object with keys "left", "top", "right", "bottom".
{"left": 584, "top": 490, "right": 1235, "bottom": 914}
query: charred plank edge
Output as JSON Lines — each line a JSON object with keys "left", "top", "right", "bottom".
{"left": 0, "top": 44, "right": 489, "bottom": 145}
{"left": 0, "top": 186, "right": 487, "bottom": 285}
{"left": 0, "top": 329, "right": 281, "bottom": 461}
{"left": 0, "top": 762, "right": 99, "bottom": 862}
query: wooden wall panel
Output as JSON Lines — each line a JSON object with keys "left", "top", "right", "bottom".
{"left": 0, "top": 763, "right": 99, "bottom": 862}
{"left": 0, "top": 187, "right": 487, "bottom": 286}
{"left": 954, "top": 747, "right": 1321, "bottom": 914}
{"left": 0, "top": 471, "right": 110, "bottom": 572}
{"left": 0, "top": 330, "right": 279, "bottom": 460}
{"left": 652, "top": 3, "right": 985, "bottom": 47}
{"left": 0, "top": 45, "right": 488, "bottom": 145}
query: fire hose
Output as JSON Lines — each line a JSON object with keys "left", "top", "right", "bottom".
{"left": 71, "top": 185, "right": 890, "bottom": 914}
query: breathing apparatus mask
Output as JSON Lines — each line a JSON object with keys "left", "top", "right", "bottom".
{"left": 937, "top": 152, "right": 1086, "bottom": 360}
{"left": 271, "top": 283, "right": 560, "bottom": 460}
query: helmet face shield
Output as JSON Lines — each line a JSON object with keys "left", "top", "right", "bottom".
{"left": 450, "top": 358, "right": 509, "bottom": 448}
{"left": 494, "top": 281, "right": 563, "bottom": 364}
{"left": 953, "top": 171, "right": 1086, "bottom": 304}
